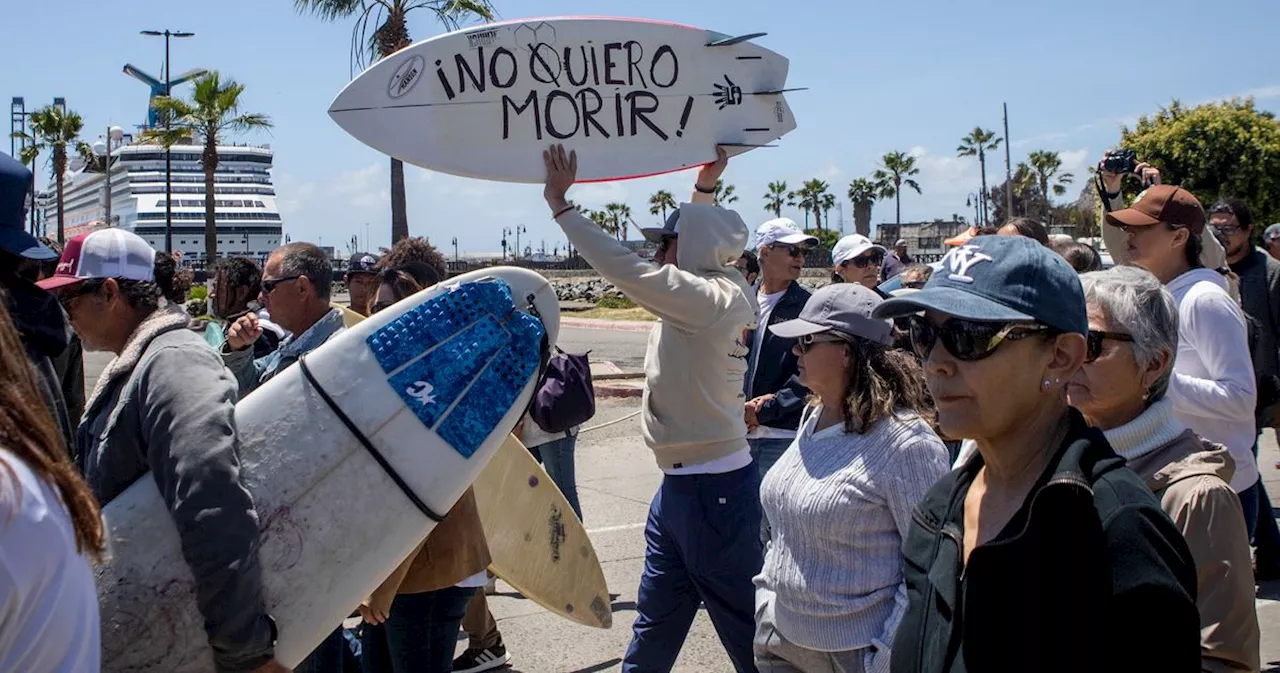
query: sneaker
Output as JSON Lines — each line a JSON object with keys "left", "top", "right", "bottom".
{"left": 453, "top": 643, "right": 510, "bottom": 672}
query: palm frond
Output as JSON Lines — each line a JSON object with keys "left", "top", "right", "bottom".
{"left": 293, "top": 0, "right": 364, "bottom": 20}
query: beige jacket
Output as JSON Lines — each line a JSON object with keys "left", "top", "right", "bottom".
{"left": 371, "top": 487, "right": 491, "bottom": 602}
{"left": 554, "top": 204, "right": 757, "bottom": 470}
{"left": 1125, "top": 431, "right": 1260, "bottom": 672}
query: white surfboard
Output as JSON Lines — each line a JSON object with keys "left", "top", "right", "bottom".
{"left": 329, "top": 16, "right": 798, "bottom": 183}
{"left": 94, "top": 267, "right": 559, "bottom": 671}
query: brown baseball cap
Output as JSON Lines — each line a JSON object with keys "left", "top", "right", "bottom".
{"left": 1104, "top": 185, "right": 1205, "bottom": 235}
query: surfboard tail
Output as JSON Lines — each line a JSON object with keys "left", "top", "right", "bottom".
{"left": 705, "top": 32, "right": 768, "bottom": 47}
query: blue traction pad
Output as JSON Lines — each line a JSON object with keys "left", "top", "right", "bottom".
{"left": 366, "top": 279, "right": 545, "bottom": 458}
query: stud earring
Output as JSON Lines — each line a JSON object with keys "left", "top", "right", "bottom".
{"left": 1042, "top": 379, "right": 1052, "bottom": 389}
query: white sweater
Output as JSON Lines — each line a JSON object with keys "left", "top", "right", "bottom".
{"left": 1166, "top": 269, "right": 1258, "bottom": 492}
{"left": 755, "top": 407, "right": 949, "bottom": 667}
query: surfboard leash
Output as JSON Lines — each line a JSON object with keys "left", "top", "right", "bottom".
{"left": 297, "top": 355, "right": 447, "bottom": 523}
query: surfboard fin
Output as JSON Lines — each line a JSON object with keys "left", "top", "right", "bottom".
{"left": 719, "top": 142, "right": 778, "bottom": 148}
{"left": 751, "top": 87, "right": 809, "bottom": 95}
{"left": 706, "top": 32, "right": 767, "bottom": 47}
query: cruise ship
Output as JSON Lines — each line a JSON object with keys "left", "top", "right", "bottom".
{"left": 35, "top": 66, "right": 283, "bottom": 261}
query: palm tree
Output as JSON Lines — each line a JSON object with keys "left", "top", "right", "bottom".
{"left": 604, "top": 202, "right": 632, "bottom": 241}
{"left": 648, "top": 189, "right": 676, "bottom": 222}
{"left": 791, "top": 179, "right": 832, "bottom": 231}
{"left": 143, "top": 72, "right": 272, "bottom": 263}
{"left": 712, "top": 180, "right": 738, "bottom": 207}
{"left": 872, "top": 152, "right": 921, "bottom": 226}
{"left": 294, "top": 0, "right": 496, "bottom": 243}
{"left": 1027, "top": 150, "right": 1075, "bottom": 219}
{"left": 588, "top": 208, "right": 618, "bottom": 238}
{"left": 762, "top": 181, "right": 793, "bottom": 217}
{"left": 847, "top": 177, "right": 878, "bottom": 237}
{"left": 12, "top": 106, "right": 90, "bottom": 243}
{"left": 957, "top": 127, "right": 1003, "bottom": 226}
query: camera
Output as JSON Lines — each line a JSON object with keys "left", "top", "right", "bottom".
{"left": 1102, "top": 149, "right": 1138, "bottom": 175}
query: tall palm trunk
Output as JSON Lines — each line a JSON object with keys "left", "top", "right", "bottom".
{"left": 54, "top": 149, "right": 67, "bottom": 243}
{"left": 978, "top": 151, "right": 989, "bottom": 226}
{"left": 390, "top": 157, "right": 409, "bottom": 242}
{"left": 854, "top": 200, "right": 871, "bottom": 237}
{"left": 203, "top": 137, "right": 219, "bottom": 263}
{"left": 895, "top": 178, "right": 902, "bottom": 225}
{"left": 814, "top": 209, "right": 823, "bottom": 231}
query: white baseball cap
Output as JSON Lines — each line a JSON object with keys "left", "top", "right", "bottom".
{"left": 755, "top": 217, "right": 817, "bottom": 249}
{"left": 37, "top": 229, "right": 156, "bottom": 291}
{"left": 831, "top": 234, "right": 886, "bottom": 267}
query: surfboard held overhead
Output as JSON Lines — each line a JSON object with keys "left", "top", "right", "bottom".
{"left": 328, "top": 16, "right": 799, "bottom": 183}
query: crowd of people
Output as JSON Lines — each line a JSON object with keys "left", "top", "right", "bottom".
{"left": 2, "top": 133, "right": 1279, "bottom": 673}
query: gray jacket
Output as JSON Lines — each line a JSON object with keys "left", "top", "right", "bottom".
{"left": 79, "top": 305, "right": 274, "bottom": 673}
{"left": 222, "top": 307, "right": 345, "bottom": 396}
{"left": 1229, "top": 248, "right": 1280, "bottom": 425}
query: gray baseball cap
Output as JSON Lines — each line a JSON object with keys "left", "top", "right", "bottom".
{"left": 770, "top": 283, "right": 893, "bottom": 345}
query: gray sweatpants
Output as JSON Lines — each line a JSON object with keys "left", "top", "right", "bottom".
{"left": 754, "top": 589, "right": 869, "bottom": 673}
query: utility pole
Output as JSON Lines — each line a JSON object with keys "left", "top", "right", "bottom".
{"left": 451, "top": 236, "right": 458, "bottom": 263}
{"left": 141, "top": 29, "right": 195, "bottom": 253}
{"left": 1003, "top": 102, "right": 1013, "bottom": 223}
{"left": 514, "top": 224, "right": 526, "bottom": 261}
{"left": 93, "top": 126, "right": 124, "bottom": 228}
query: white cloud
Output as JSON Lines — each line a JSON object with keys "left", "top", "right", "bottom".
{"left": 333, "top": 163, "right": 388, "bottom": 208}
{"left": 1058, "top": 149, "right": 1090, "bottom": 177}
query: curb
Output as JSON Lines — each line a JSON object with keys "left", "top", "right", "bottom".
{"left": 594, "top": 382, "right": 644, "bottom": 399}
{"left": 562, "top": 317, "right": 655, "bottom": 333}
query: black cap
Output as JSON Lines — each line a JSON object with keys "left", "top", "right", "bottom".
{"left": 348, "top": 252, "right": 378, "bottom": 275}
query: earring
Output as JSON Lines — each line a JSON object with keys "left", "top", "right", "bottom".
{"left": 1042, "top": 379, "right": 1052, "bottom": 390}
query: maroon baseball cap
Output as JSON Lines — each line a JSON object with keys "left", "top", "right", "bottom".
{"left": 1104, "top": 185, "right": 1206, "bottom": 235}
{"left": 37, "top": 229, "right": 156, "bottom": 291}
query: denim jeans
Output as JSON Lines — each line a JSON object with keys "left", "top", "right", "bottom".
{"left": 528, "top": 434, "right": 583, "bottom": 522}
{"left": 360, "top": 586, "right": 475, "bottom": 673}
{"left": 748, "top": 437, "right": 794, "bottom": 480}
{"left": 294, "top": 627, "right": 356, "bottom": 673}
{"left": 622, "top": 464, "right": 763, "bottom": 673}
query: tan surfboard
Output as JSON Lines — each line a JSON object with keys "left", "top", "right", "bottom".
{"left": 473, "top": 434, "right": 612, "bottom": 629}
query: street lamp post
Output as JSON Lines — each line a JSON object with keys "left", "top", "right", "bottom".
{"left": 514, "top": 224, "right": 526, "bottom": 261}
{"left": 451, "top": 236, "right": 459, "bottom": 263}
{"left": 501, "top": 227, "right": 512, "bottom": 260}
{"left": 141, "top": 29, "right": 195, "bottom": 254}
{"left": 92, "top": 126, "right": 125, "bottom": 229}
{"left": 966, "top": 193, "right": 981, "bottom": 228}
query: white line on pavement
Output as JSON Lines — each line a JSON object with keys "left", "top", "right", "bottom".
{"left": 585, "top": 522, "right": 646, "bottom": 535}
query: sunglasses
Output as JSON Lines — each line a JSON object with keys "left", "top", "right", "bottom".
{"left": 57, "top": 279, "right": 105, "bottom": 309}
{"left": 794, "top": 332, "right": 852, "bottom": 353}
{"left": 262, "top": 275, "right": 302, "bottom": 293}
{"left": 1211, "top": 224, "right": 1243, "bottom": 236}
{"left": 844, "top": 251, "right": 885, "bottom": 269}
{"left": 907, "top": 315, "right": 1052, "bottom": 362}
{"left": 1085, "top": 329, "right": 1134, "bottom": 363}
{"left": 769, "top": 243, "right": 808, "bottom": 258}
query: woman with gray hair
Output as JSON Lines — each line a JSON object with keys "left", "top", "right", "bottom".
{"left": 1065, "top": 265, "right": 1259, "bottom": 672}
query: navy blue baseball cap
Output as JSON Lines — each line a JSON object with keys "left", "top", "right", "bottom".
{"left": 872, "top": 235, "right": 1087, "bottom": 335}
{"left": 0, "top": 152, "right": 55, "bottom": 261}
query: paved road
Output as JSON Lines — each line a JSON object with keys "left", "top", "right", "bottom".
{"left": 79, "top": 325, "right": 1280, "bottom": 671}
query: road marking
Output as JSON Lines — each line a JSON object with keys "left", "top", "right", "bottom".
{"left": 586, "top": 522, "right": 646, "bottom": 535}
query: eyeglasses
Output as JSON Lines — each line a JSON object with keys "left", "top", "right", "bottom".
{"left": 794, "top": 332, "right": 852, "bottom": 353}
{"left": 1211, "top": 224, "right": 1243, "bottom": 236}
{"left": 907, "top": 315, "right": 1052, "bottom": 362}
{"left": 769, "top": 243, "right": 808, "bottom": 258}
{"left": 262, "top": 275, "right": 302, "bottom": 293}
{"left": 844, "top": 251, "right": 885, "bottom": 269}
{"left": 1085, "top": 329, "right": 1134, "bottom": 363}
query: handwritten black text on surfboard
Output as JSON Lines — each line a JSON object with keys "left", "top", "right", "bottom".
{"left": 433, "top": 42, "right": 697, "bottom": 142}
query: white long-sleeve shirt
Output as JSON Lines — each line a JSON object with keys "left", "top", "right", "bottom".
{"left": 1166, "top": 269, "right": 1259, "bottom": 492}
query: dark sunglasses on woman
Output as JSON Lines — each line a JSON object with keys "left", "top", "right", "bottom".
{"left": 793, "top": 331, "right": 853, "bottom": 354}
{"left": 906, "top": 315, "right": 1052, "bottom": 362}
{"left": 844, "top": 251, "right": 885, "bottom": 269}
{"left": 1085, "top": 330, "right": 1134, "bottom": 363}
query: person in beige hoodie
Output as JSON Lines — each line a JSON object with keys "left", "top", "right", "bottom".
{"left": 543, "top": 144, "right": 761, "bottom": 672}
{"left": 1067, "top": 265, "right": 1259, "bottom": 672}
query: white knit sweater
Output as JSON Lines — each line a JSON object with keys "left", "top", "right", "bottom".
{"left": 755, "top": 406, "right": 949, "bottom": 665}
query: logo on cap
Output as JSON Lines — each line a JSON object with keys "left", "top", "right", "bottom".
{"left": 944, "top": 244, "right": 993, "bottom": 283}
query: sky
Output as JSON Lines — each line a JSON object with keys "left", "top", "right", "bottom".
{"left": 3, "top": 0, "right": 1278, "bottom": 257}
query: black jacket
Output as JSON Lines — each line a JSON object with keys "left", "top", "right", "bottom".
{"left": 1229, "top": 248, "right": 1280, "bottom": 425}
{"left": 891, "top": 410, "right": 1200, "bottom": 673}
{"left": 3, "top": 272, "right": 76, "bottom": 452}
{"left": 746, "top": 281, "right": 810, "bottom": 432}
